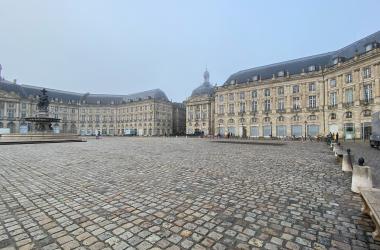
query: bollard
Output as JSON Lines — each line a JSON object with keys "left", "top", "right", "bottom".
{"left": 351, "top": 157, "right": 373, "bottom": 193}
{"left": 342, "top": 148, "right": 354, "bottom": 172}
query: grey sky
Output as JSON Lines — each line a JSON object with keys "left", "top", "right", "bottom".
{"left": 0, "top": 0, "right": 380, "bottom": 102}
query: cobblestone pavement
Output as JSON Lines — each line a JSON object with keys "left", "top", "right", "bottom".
{"left": 339, "top": 141, "right": 380, "bottom": 187}
{"left": 0, "top": 137, "right": 380, "bottom": 250}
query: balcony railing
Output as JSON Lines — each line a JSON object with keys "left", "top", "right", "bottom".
{"left": 328, "top": 104, "right": 338, "bottom": 110}
{"left": 276, "top": 109, "right": 286, "bottom": 113}
{"left": 227, "top": 112, "right": 235, "bottom": 116}
{"left": 238, "top": 111, "right": 245, "bottom": 115}
{"left": 307, "top": 107, "right": 319, "bottom": 112}
{"left": 360, "top": 99, "right": 374, "bottom": 106}
{"left": 291, "top": 108, "right": 300, "bottom": 113}
{"left": 343, "top": 102, "right": 354, "bottom": 108}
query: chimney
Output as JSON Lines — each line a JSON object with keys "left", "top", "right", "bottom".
{"left": 0, "top": 64, "right": 2, "bottom": 79}
{"left": 13, "top": 79, "right": 17, "bottom": 84}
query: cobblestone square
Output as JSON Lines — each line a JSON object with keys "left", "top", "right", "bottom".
{"left": 0, "top": 138, "right": 380, "bottom": 250}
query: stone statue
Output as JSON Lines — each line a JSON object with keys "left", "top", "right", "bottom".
{"left": 37, "top": 88, "right": 50, "bottom": 112}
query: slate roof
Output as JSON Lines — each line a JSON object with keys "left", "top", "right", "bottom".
{"left": 191, "top": 82, "right": 215, "bottom": 98}
{"left": 225, "top": 30, "right": 380, "bottom": 85}
{"left": 0, "top": 80, "right": 169, "bottom": 104}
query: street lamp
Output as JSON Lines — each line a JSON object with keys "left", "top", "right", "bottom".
{"left": 304, "top": 120, "right": 307, "bottom": 139}
{"left": 270, "top": 121, "right": 273, "bottom": 138}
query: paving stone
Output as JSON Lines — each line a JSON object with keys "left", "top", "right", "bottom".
{"left": 0, "top": 138, "right": 379, "bottom": 249}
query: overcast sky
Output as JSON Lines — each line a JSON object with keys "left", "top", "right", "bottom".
{"left": 0, "top": 0, "right": 380, "bottom": 102}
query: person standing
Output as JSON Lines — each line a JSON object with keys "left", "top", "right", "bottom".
{"left": 336, "top": 132, "right": 339, "bottom": 143}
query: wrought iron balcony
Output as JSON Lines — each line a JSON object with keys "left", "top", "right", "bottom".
{"left": 360, "top": 99, "right": 374, "bottom": 106}
{"left": 343, "top": 102, "right": 354, "bottom": 108}
{"left": 307, "top": 107, "right": 319, "bottom": 112}
{"left": 328, "top": 104, "right": 338, "bottom": 110}
{"left": 276, "top": 109, "right": 286, "bottom": 113}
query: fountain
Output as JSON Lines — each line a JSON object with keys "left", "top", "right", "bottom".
{"left": 25, "top": 88, "right": 60, "bottom": 132}
{"left": 0, "top": 88, "right": 86, "bottom": 144}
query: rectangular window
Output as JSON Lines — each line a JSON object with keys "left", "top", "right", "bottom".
{"left": 21, "top": 111, "right": 26, "bottom": 118}
{"left": 363, "top": 67, "right": 371, "bottom": 79}
{"left": 330, "top": 92, "right": 337, "bottom": 106}
{"left": 345, "top": 88, "right": 353, "bottom": 104}
{"left": 308, "top": 96, "right": 316, "bottom": 108}
{"left": 228, "top": 93, "right": 234, "bottom": 101}
{"left": 276, "top": 125, "right": 287, "bottom": 137}
{"left": 364, "top": 84, "right": 373, "bottom": 101}
{"left": 264, "top": 88, "right": 270, "bottom": 97}
{"left": 239, "top": 92, "right": 245, "bottom": 100}
{"left": 346, "top": 73, "right": 352, "bottom": 83}
{"left": 264, "top": 100, "right": 271, "bottom": 111}
{"left": 250, "top": 126, "right": 259, "bottom": 137}
{"left": 240, "top": 102, "right": 245, "bottom": 112}
{"left": 278, "top": 98, "right": 285, "bottom": 110}
{"left": 330, "top": 79, "right": 337, "bottom": 88}
{"left": 251, "top": 101, "right": 257, "bottom": 112}
{"left": 219, "top": 95, "right": 224, "bottom": 102}
{"left": 293, "top": 97, "right": 300, "bottom": 110}
{"left": 251, "top": 90, "right": 257, "bottom": 98}
{"left": 308, "top": 82, "right": 316, "bottom": 92}
{"left": 21, "top": 103, "right": 26, "bottom": 109}
{"left": 228, "top": 104, "right": 234, "bottom": 114}
{"left": 307, "top": 125, "right": 319, "bottom": 137}
{"left": 292, "top": 85, "right": 299, "bottom": 93}
{"left": 218, "top": 105, "right": 224, "bottom": 114}
{"left": 278, "top": 87, "right": 284, "bottom": 95}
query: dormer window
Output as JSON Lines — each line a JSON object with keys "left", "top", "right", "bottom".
{"left": 365, "top": 43, "right": 373, "bottom": 52}
{"left": 230, "top": 80, "right": 236, "bottom": 85}
{"left": 333, "top": 58, "right": 339, "bottom": 65}
{"left": 308, "top": 65, "right": 316, "bottom": 72}
{"left": 277, "top": 70, "right": 285, "bottom": 77}
{"left": 97, "top": 100, "right": 100, "bottom": 104}
{"left": 252, "top": 75, "right": 259, "bottom": 81}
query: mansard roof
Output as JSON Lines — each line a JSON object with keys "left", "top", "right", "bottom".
{"left": 0, "top": 80, "right": 169, "bottom": 104}
{"left": 225, "top": 30, "right": 380, "bottom": 85}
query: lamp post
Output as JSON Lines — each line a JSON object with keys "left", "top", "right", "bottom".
{"left": 270, "top": 121, "right": 273, "bottom": 138}
{"left": 304, "top": 120, "right": 307, "bottom": 139}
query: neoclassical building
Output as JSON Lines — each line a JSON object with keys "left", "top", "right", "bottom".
{"left": 185, "top": 69, "right": 215, "bottom": 135}
{"left": 0, "top": 70, "right": 185, "bottom": 136}
{"left": 187, "top": 31, "right": 380, "bottom": 139}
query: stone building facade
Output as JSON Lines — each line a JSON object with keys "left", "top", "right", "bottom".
{"left": 187, "top": 31, "right": 380, "bottom": 139}
{"left": 0, "top": 72, "right": 184, "bottom": 136}
{"left": 185, "top": 70, "right": 215, "bottom": 135}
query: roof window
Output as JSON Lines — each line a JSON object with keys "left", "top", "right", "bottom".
{"left": 308, "top": 65, "right": 316, "bottom": 72}
{"left": 365, "top": 43, "right": 373, "bottom": 52}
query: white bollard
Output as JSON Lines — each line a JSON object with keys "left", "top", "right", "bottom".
{"left": 342, "top": 153, "right": 354, "bottom": 172}
{"left": 352, "top": 165, "right": 373, "bottom": 193}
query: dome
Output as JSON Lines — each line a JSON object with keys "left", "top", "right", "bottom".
{"left": 191, "top": 82, "right": 214, "bottom": 97}
{"left": 190, "top": 69, "right": 215, "bottom": 97}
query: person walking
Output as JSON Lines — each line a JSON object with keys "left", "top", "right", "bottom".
{"left": 336, "top": 132, "right": 339, "bottom": 143}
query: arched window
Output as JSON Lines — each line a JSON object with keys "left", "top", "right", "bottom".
{"left": 330, "top": 113, "right": 336, "bottom": 120}
{"left": 264, "top": 117, "right": 271, "bottom": 123}
{"left": 251, "top": 117, "right": 257, "bottom": 123}
{"left": 345, "top": 111, "right": 352, "bottom": 119}
{"left": 363, "top": 110, "right": 371, "bottom": 117}
{"left": 292, "top": 115, "right": 300, "bottom": 121}
{"left": 218, "top": 119, "right": 224, "bottom": 124}
{"left": 228, "top": 119, "right": 234, "bottom": 124}
{"left": 278, "top": 116, "right": 284, "bottom": 122}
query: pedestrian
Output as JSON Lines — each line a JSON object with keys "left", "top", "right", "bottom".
{"left": 336, "top": 132, "right": 339, "bottom": 143}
